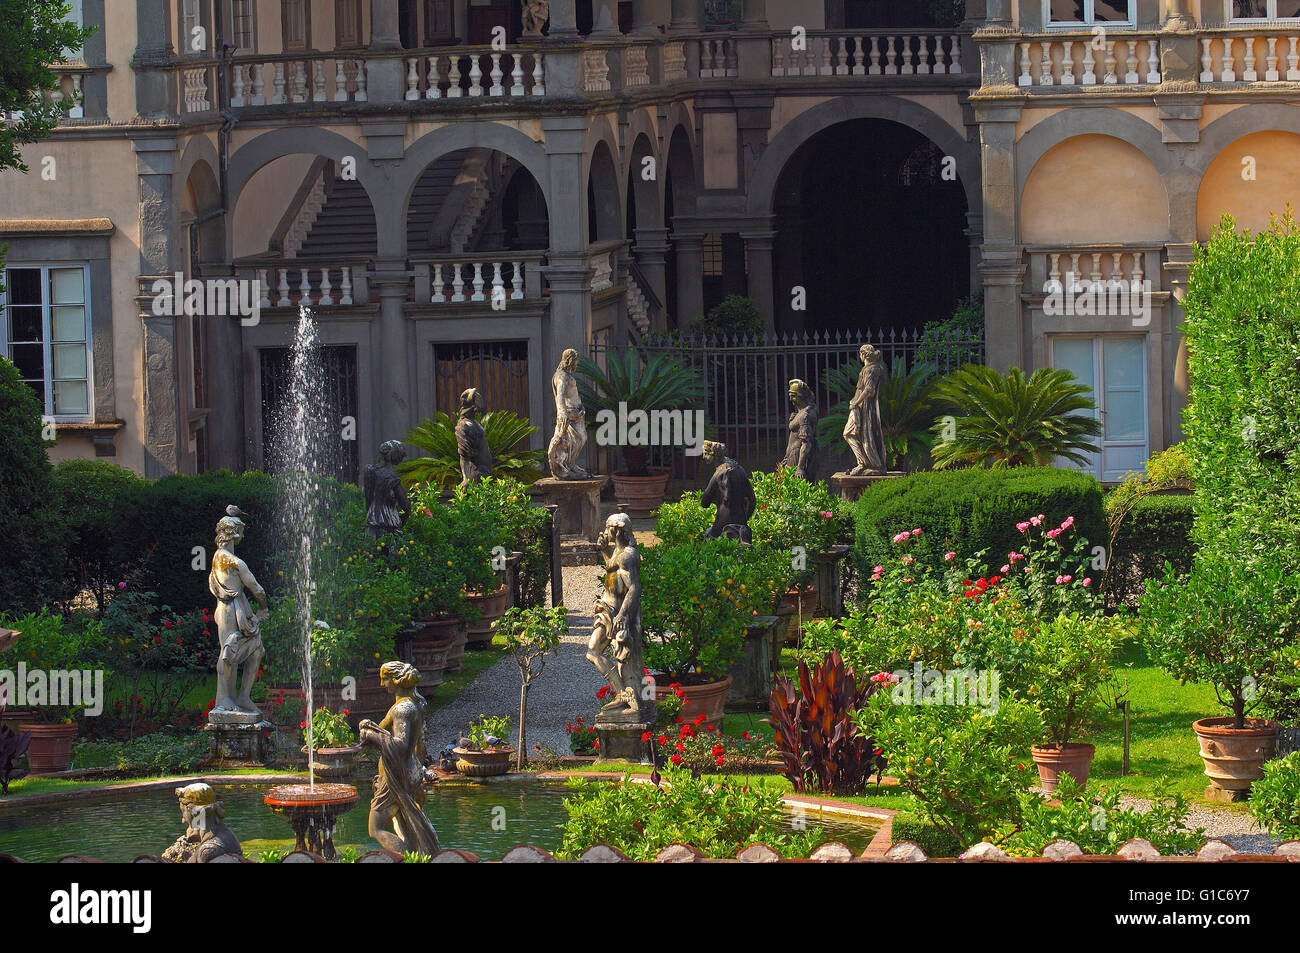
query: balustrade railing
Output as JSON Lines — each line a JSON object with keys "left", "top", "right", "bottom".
{"left": 1026, "top": 245, "right": 1165, "bottom": 295}
{"left": 698, "top": 35, "right": 738, "bottom": 77}
{"left": 412, "top": 252, "right": 546, "bottom": 305}
{"left": 1017, "top": 33, "right": 1162, "bottom": 86}
{"left": 229, "top": 53, "right": 368, "bottom": 106}
{"left": 582, "top": 48, "right": 611, "bottom": 93}
{"left": 1197, "top": 29, "right": 1300, "bottom": 83}
{"left": 406, "top": 48, "right": 545, "bottom": 99}
{"left": 235, "top": 260, "right": 370, "bottom": 308}
{"left": 772, "top": 30, "right": 963, "bottom": 77}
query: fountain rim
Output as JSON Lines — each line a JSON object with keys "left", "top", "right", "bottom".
{"left": 263, "top": 782, "right": 360, "bottom": 808}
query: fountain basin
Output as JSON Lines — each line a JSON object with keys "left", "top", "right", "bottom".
{"left": 264, "top": 783, "right": 359, "bottom": 860}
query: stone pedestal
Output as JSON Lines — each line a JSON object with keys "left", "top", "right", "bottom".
{"left": 815, "top": 545, "right": 852, "bottom": 619}
{"left": 725, "top": 615, "right": 778, "bottom": 711}
{"left": 595, "top": 720, "right": 655, "bottom": 763}
{"left": 205, "top": 709, "right": 273, "bottom": 767}
{"left": 534, "top": 476, "right": 608, "bottom": 563}
{"left": 830, "top": 471, "right": 907, "bottom": 502}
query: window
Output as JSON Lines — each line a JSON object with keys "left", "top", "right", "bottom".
{"left": 1045, "top": 1, "right": 1135, "bottom": 26}
{"left": 1051, "top": 335, "right": 1148, "bottom": 482}
{"left": 1228, "top": 0, "right": 1300, "bottom": 20}
{"left": 180, "top": 0, "right": 205, "bottom": 54}
{"left": 281, "top": 0, "right": 311, "bottom": 51}
{"left": 228, "top": 0, "right": 255, "bottom": 51}
{"left": 336, "top": 0, "right": 364, "bottom": 48}
{"left": 2, "top": 265, "right": 92, "bottom": 419}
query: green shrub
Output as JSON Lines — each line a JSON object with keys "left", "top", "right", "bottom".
{"left": 690, "top": 294, "right": 764, "bottom": 338}
{"left": 49, "top": 460, "right": 145, "bottom": 614}
{"left": 1249, "top": 752, "right": 1300, "bottom": 840}
{"left": 1104, "top": 493, "right": 1195, "bottom": 608}
{"left": 889, "top": 813, "right": 963, "bottom": 857}
{"left": 0, "top": 356, "right": 67, "bottom": 613}
{"left": 0, "top": 610, "right": 106, "bottom": 723}
{"left": 71, "top": 731, "right": 208, "bottom": 776}
{"left": 851, "top": 467, "right": 1105, "bottom": 594}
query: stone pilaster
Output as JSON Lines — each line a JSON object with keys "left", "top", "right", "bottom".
{"left": 372, "top": 264, "right": 415, "bottom": 439}
{"left": 742, "top": 230, "right": 776, "bottom": 333}
{"left": 633, "top": 226, "right": 670, "bottom": 331}
{"left": 672, "top": 231, "right": 705, "bottom": 327}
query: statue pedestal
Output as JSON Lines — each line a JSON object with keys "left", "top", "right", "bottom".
{"left": 595, "top": 719, "right": 655, "bottom": 764}
{"left": 533, "top": 476, "right": 608, "bottom": 558}
{"left": 724, "top": 615, "right": 779, "bottom": 711}
{"left": 830, "top": 470, "right": 907, "bottom": 502}
{"left": 205, "top": 710, "right": 273, "bottom": 767}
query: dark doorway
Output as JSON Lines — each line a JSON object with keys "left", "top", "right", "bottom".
{"left": 840, "top": 0, "right": 966, "bottom": 28}
{"left": 434, "top": 340, "right": 530, "bottom": 421}
{"left": 260, "top": 345, "right": 360, "bottom": 484}
{"left": 772, "top": 118, "right": 970, "bottom": 335}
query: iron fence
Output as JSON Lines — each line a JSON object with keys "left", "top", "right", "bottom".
{"left": 589, "top": 326, "right": 983, "bottom": 487}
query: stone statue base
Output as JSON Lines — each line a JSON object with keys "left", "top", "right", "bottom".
{"left": 595, "top": 720, "right": 654, "bottom": 764}
{"left": 207, "top": 708, "right": 265, "bottom": 726}
{"left": 204, "top": 718, "right": 274, "bottom": 768}
{"left": 724, "top": 615, "right": 779, "bottom": 711}
{"left": 830, "top": 470, "right": 907, "bottom": 502}
{"left": 533, "top": 476, "right": 609, "bottom": 545}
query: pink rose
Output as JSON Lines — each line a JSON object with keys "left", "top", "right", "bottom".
{"left": 912, "top": 528, "right": 923, "bottom": 535}
{"left": 1001, "top": 564, "right": 1010, "bottom": 573}
{"left": 1016, "top": 521, "right": 1030, "bottom": 533}
{"left": 944, "top": 551, "right": 956, "bottom": 561}
{"left": 1082, "top": 577, "right": 1092, "bottom": 587}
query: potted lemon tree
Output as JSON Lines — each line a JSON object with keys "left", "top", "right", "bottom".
{"left": 303, "top": 706, "right": 363, "bottom": 778}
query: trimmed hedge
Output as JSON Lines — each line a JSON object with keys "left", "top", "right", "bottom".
{"left": 889, "top": 812, "right": 963, "bottom": 859}
{"left": 50, "top": 459, "right": 147, "bottom": 612}
{"left": 852, "top": 467, "right": 1106, "bottom": 585}
{"left": 1103, "top": 493, "right": 1195, "bottom": 608}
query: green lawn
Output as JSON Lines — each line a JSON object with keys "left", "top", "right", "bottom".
{"left": 5, "top": 766, "right": 307, "bottom": 800}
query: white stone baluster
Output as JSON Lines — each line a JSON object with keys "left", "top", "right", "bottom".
{"left": 468, "top": 53, "right": 483, "bottom": 96}
{"left": 1125, "top": 40, "right": 1139, "bottom": 84}
{"left": 949, "top": 33, "right": 961, "bottom": 73}
{"left": 1146, "top": 38, "right": 1160, "bottom": 83}
{"left": 273, "top": 62, "right": 287, "bottom": 104}
{"left": 511, "top": 261, "right": 524, "bottom": 300}
{"left": 819, "top": 36, "right": 833, "bottom": 75}
{"left": 426, "top": 56, "right": 442, "bottom": 99}
{"left": 355, "top": 61, "right": 368, "bottom": 101}
{"left": 313, "top": 60, "right": 327, "bottom": 101}
{"left": 1082, "top": 41, "right": 1096, "bottom": 85}
{"left": 406, "top": 57, "right": 420, "bottom": 99}
{"left": 848, "top": 37, "right": 864, "bottom": 75}
{"left": 1069, "top": 254, "right": 1082, "bottom": 292}
{"left": 340, "top": 267, "right": 353, "bottom": 306}
{"left": 884, "top": 35, "right": 897, "bottom": 74}
{"left": 277, "top": 269, "right": 290, "bottom": 307}
{"left": 1111, "top": 252, "right": 1123, "bottom": 284}
{"left": 1132, "top": 254, "right": 1144, "bottom": 286}
{"left": 532, "top": 53, "right": 545, "bottom": 95}
{"left": 1048, "top": 254, "right": 1062, "bottom": 291}
{"left": 490, "top": 262, "right": 504, "bottom": 302}
{"left": 1243, "top": 36, "right": 1258, "bottom": 82}
{"left": 1221, "top": 37, "right": 1236, "bottom": 81}
{"left": 900, "top": 35, "right": 914, "bottom": 74}
{"left": 257, "top": 269, "right": 270, "bottom": 308}
{"left": 448, "top": 58, "right": 463, "bottom": 97}
{"left": 489, "top": 53, "right": 504, "bottom": 95}
{"left": 1018, "top": 42, "right": 1032, "bottom": 85}
{"left": 471, "top": 263, "right": 485, "bottom": 301}
{"left": 292, "top": 61, "right": 308, "bottom": 102}
{"left": 835, "top": 37, "right": 849, "bottom": 75}
{"left": 431, "top": 263, "right": 446, "bottom": 303}
{"left": 299, "top": 269, "right": 312, "bottom": 303}
{"left": 451, "top": 264, "right": 465, "bottom": 302}
{"left": 1039, "top": 41, "right": 1054, "bottom": 85}
{"left": 334, "top": 59, "right": 349, "bottom": 101}
{"left": 231, "top": 65, "right": 246, "bottom": 106}
{"left": 250, "top": 63, "right": 265, "bottom": 105}
{"left": 1289, "top": 36, "right": 1300, "bottom": 81}
{"left": 771, "top": 36, "right": 785, "bottom": 76}
{"left": 917, "top": 35, "right": 932, "bottom": 75}
{"left": 318, "top": 269, "right": 333, "bottom": 306}
{"left": 511, "top": 54, "right": 525, "bottom": 95}
{"left": 1200, "top": 38, "right": 1214, "bottom": 82}
{"left": 1061, "top": 40, "right": 1075, "bottom": 84}
{"left": 1265, "top": 36, "right": 1280, "bottom": 81}
{"left": 1104, "top": 41, "right": 1118, "bottom": 84}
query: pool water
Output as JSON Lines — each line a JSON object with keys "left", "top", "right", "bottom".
{"left": 0, "top": 780, "right": 881, "bottom": 862}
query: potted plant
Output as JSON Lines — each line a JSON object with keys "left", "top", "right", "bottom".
{"left": 1025, "top": 613, "right": 1124, "bottom": 793}
{"left": 1139, "top": 550, "right": 1299, "bottom": 798}
{"left": 454, "top": 714, "right": 516, "bottom": 777}
{"left": 641, "top": 537, "right": 787, "bottom": 726}
{"left": 302, "top": 706, "right": 363, "bottom": 778}
{"left": 5, "top": 611, "right": 103, "bottom": 775}
{"left": 498, "top": 605, "right": 567, "bottom": 770}
{"left": 577, "top": 349, "right": 706, "bottom": 516}
{"left": 750, "top": 470, "right": 847, "bottom": 627}
{"left": 444, "top": 481, "right": 518, "bottom": 650}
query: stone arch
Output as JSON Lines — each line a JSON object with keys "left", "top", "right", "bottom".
{"left": 587, "top": 138, "right": 623, "bottom": 244}
{"left": 1015, "top": 108, "right": 1178, "bottom": 197}
{"left": 747, "top": 95, "right": 981, "bottom": 217}
{"left": 665, "top": 122, "right": 698, "bottom": 218}
{"left": 1196, "top": 129, "right": 1300, "bottom": 240}
{"left": 626, "top": 131, "right": 663, "bottom": 237}
{"left": 1191, "top": 103, "right": 1300, "bottom": 178}
{"left": 1021, "top": 134, "right": 1170, "bottom": 244}
{"left": 227, "top": 126, "right": 382, "bottom": 216}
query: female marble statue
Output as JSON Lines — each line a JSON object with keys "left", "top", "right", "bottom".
{"left": 358, "top": 661, "right": 440, "bottom": 856}
{"left": 363, "top": 439, "right": 410, "bottom": 537}
{"left": 844, "top": 345, "right": 887, "bottom": 476}
{"left": 778, "top": 379, "right": 819, "bottom": 482}
{"left": 209, "top": 507, "right": 269, "bottom": 715}
{"left": 548, "top": 348, "right": 592, "bottom": 480}
{"left": 456, "top": 387, "right": 494, "bottom": 487}
{"left": 161, "top": 782, "right": 243, "bottom": 863}
{"left": 586, "top": 513, "right": 648, "bottom": 721}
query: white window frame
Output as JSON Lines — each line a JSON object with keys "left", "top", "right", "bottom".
{"left": 1049, "top": 333, "right": 1149, "bottom": 483}
{"left": 227, "top": 0, "right": 257, "bottom": 53}
{"left": 1043, "top": 1, "right": 1137, "bottom": 28}
{"left": 1, "top": 263, "right": 94, "bottom": 422}
{"left": 1226, "top": 0, "right": 1300, "bottom": 22}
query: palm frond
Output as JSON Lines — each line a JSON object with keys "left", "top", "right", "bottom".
{"left": 399, "top": 410, "right": 545, "bottom": 490}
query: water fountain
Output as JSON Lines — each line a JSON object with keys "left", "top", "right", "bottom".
{"left": 262, "top": 306, "right": 359, "bottom": 854}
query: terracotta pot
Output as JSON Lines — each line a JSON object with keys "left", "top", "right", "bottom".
{"left": 303, "top": 743, "right": 365, "bottom": 779}
{"left": 654, "top": 675, "right": 732, "bottom": 728}
{"left": 454, "top": 746, "right": 515, "bottom": 777}
{"left": 411, "top": 617, "right": 458, "bottom": 688}
{"left": 1031, "top": 742, "right": 1096, "bottom": 794}
{"left": 351, "top": 667, "right": 392, "bottom": 724}
{"left": 464, "top": 584, "right": 509, "bottom": 650}
{"left": 773, "top": 603, "right": 796, "bottom": 653}
{"left": 781, "top": 585, "right": 819, "bottom": 617}
{"left": 20, "top": 723, "right": 77, "bottom": 775}
{"left": 611, "top": 467, "right": 671, "bottom": 519}
{"left": 1193, "top": 717, "right": 1277, "bottom": 792}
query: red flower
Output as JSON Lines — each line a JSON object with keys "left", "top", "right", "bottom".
{"left": 592, "top": 740, "right": 599, "bottom": 749}
{"left": 175, "top": 638, "right": 183, "bottom": 645}
{"left": 641, "top": 731, "right": 651, "bottom": 742}
{"left": 202, "top": 630, "right": 211, "bottom": 637}
{"left": 742, "top": 731, "right": 751, "bottom": 740}
{"left": 670, "top": 754, "right": 683, "bottom": 766}
{"left": 674, "top": 689, "right": 684, "bottom": 699}
{"left": 711, "top": 744, "right": 725, "bottom": 758}
{"left": 163, "top": 620, "right": 174, "bottom": 629}
{"left": 342, "top": 709, "right": 349, "bottom": 716}
{"left": 692, "top": 713, "right": 706, "bottom": 726}
{"left": 299, "top": 721, "right": 306, "bottom": 729}
{"left": 714, "top": 757, "right": 725, "bottom": 767}
{"left": 153, "top": 636, "right": 161, "bottom": 644}
{"left": 674, "top": 741, "right": 685, "bottom": 752}
{"left": 596, "top": 685, "right": 611, "bottom": 700}
{"left": 656, "top": 735, "right": 668, "bottom": 745}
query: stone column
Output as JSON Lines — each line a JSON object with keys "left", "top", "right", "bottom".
{"left": 1164, "top": 243, "right": 1196, "bottom": 446}
{"left": 372, "top": 265, "right": 415, "bottom": 439}
{"left": 633, "top": 226, "right": 670, "bottom": 330}
{"left": 742, "top": 230, "right": 776, "bottom": 334}
{"left": 549, "top": 0, "right": 580, "bottom": 38}
{"left": 367, "top": 0, "right": 405, "bottom": 101}
{"left": 370, "top": 0, "right": 402, "bottom": 49}
{"left": 673, "top": 231, "right": 705, "bottom": 326}
{"left": 737, "top": 0, "right": 771, "bottom": 78}
{"left": 132, "top": 0, "right": 176, "bottom": 118}
{"left": 976, "top": 101, "right": 1022, "bottom": 372}
{"left": 590, "top": 0, "right": 621, "bottom": 37}
{"left": 631, "top": 0, "right": 660, "bottom": 35}
{"left": 741, "top": 0, "right": 768, "bottom": 28}
{"left": 669, "top": 0, "right": 698, "bottom": 33}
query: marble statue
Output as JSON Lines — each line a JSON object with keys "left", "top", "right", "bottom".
{"left": 844, "top": 344, "right": 887, "bottom": 476}
{"left": 701, "top": 440, "right": 756, "bottom": 543}
{"left": 455, "top": 387, "right": 494, "bottom": 487}
{"left": 209, "top": 506, "right": 269, "bottom": 716}
{"left": 547, "top": 348, "right": 592, "bottom": 480}
{"left": 359, "top": 661, "right": 441, "bottom": 856}
{"left": 586, "top": 514, "right": 650, "bottom": 721}
{"left": 779, "top": 379, "right": 819, "bottom": 482}
{"left": 364, "top": 439, "right": 410, "bottom": 538}
{"left": 162, "top": 782, "right": 243, "bottom": 863}
{"left": 521, "top": 0, "right": 550, "bottom": 36}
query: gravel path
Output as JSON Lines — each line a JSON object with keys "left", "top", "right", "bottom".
{"left": 425, "top": 563, "right": 607, "bottom": 758}
{"left": 1119, "top": 795, "right": 1282, "bottom": 854}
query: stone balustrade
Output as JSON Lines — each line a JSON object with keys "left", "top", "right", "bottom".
{"left": 228, "top": 54, "right": 368, "bottom": 107}
{"left": 1016, "top": 33, "right": 1162, "bottom": 87}
{"left": 1198, "top": 30, "right": 1300, "bottom": 83}
{"left": 772, "top": 31, "right": 964, "bottom": 77}
{"left": 411, "top": 252, "right": 545, "bottom": 306}
{"left": 406, "top": 48, "right": 545, "bottom": 99}
{"left": 238, "top": 262, "right": 368, "bottom": 308}
{"left": 698, "top": 35, "right": 738, "bottom": 78}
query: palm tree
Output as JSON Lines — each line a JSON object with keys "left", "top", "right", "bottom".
{"left": 820, "top": 359, "right": 940, "bottom": 472}
{"left": 929, "top": 364, "right": 1102, "bottom": 469}
{"left": 399, "top": 410, "right": 546, "bottom": 489}
{"left": 577, "top": 349, "right": 706, "bottom": 476}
